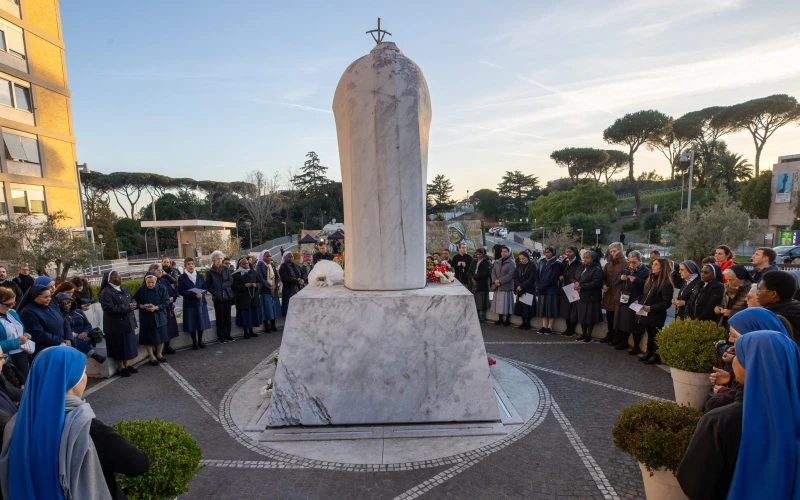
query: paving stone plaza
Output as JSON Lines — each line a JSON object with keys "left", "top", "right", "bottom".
{"left": 85, "top": 323, "right": 674, "bottom": 499}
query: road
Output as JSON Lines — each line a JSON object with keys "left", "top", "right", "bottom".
{"left": 485, "top": 233, "right": 532, "bottom": 254}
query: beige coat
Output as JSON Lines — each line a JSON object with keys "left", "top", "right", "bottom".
{"left": 602, "top": 253, "right": 627, "bottom": 311}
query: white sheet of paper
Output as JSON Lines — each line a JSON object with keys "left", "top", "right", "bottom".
{"left": 520, "top": 293, "right": 534, "bottom": 306}
{"left": 562, "top": 284, "right": 580, "bottom": 303}
{"left": 188, "top": 288, "right": 206, "bottom": 295}
{"left": 629, "top": 303, "right": 648, "bottom": 316}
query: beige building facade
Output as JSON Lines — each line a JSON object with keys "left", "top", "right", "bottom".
{"left": 0, "top": 0, "right": 84, "bottom": 232}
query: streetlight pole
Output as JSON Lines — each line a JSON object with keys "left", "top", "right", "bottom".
{"left": 75, "top": 163, "right": 90, "bottom": 242}
{"left": 680, "top": 151, "right": 695, "bottom": 213}
{"left": 97, "top": 234, "right": 104, "bottom": 260}
{"left": 578, "top": 229, "right": 584, "bottom": 248}
{"left": 246, "top": 222, "right": 252, "bottom": 250}
{"left": 680, "top": 172, "right": 685, "bottom": 210}
{"left": 282, "top": 222, "right": 287, "bottom": 237}
{"left": 144, "top": 228, "right": 152, "bottom": 257}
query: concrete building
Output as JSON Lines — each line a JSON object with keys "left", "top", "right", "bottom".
{"left": 766, "top": 154, "right": 800, "bottom": 244}
{"left": 0, "top": 0, "right": 86, "bottom": 236}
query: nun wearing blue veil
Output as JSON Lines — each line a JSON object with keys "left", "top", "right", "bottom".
{"left": 677, "top": 330, "right": 800, "bottom": 499}
{"left": 0, "top": 346, "right": 149, "bottom": 499}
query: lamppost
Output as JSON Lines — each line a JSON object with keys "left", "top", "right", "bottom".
{"left": 75, "top": 163, "right": 90, "bottom": 242}
{"left": 97, "top": 234, "right": 104, "bottom": 260}
{"left": 680, "top": 151, "right": 695, "bottom": 213}
{"left": 680, "top": 172, "right": 686, "bottom": 210}
{"left": 245, "top": 221, "right": 252, "bottom": 250}
{"left": 647, "top": 229, "right": 652, "bottom": 250}
{"left": 578, "top": 228, "right": 584, "bottom": 248}
{"left": 144, "top": 228, "right": 153, "bottom": 256}
{"left": 320, "top": 211, "right": 326, "bottom": 228}
{"left": 282, "top": 221, "right": 287, "bottom": 237}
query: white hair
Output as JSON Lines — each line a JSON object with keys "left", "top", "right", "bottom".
{"left": 211, "top": 250, "right": 225, "bottom": 261}
{"left": 608, "top": 242, "right": 623, "bottom": 253}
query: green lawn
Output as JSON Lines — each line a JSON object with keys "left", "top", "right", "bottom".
{"left": 616, "top": 188, "right": 711, "bottom": 214}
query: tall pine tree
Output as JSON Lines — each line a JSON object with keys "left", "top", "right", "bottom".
{"left": 293, "top": 151, "right": 330, "bottom": 198}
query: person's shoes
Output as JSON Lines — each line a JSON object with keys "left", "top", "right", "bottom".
{"left": 220, "top": 339, "right": 228, "bottom": 344}
{"left": 575, "top": 335, "right": 586, "bottom": 342}
{"left": 192, "top": 342, "right": 199, "bottom": 350}
{"left": 628, "top": 346, "right": 642, "bottom": 356}
{"left": 242, "top": 332, "right": 251, "bottom": 339}
{"left": 503, "top": 320, "right": 511, "bottom": 327}
{"left": 270, "top": 321, "right": 278, "bottom": 332}
{"left": 644, "top": 354, "right": 661, "bottom": 365}
{"left": 198, "top": 340, "right": 206, "bottom": 349}
{"left": 608, "top": 339, "right": 621, "bottom": 347}
{"left": 157, "top": 356, "right": 168, "bottom": 363}
{"left": 226, "top": 335, "right": 235, "bottom": 342}
{"left": 640, "top": 351, "right": 654, "bottom": 363}
{"left": 90, "top": 353, "right": 107, "bottom": 364}
{"left": 119, "top": 368, "right": 131, "bottom": 378}
{"left": 537, "top": 327, "right": 546, "bottom": 334}
{"left": 582, "top": 336, "right": 593, "bottom": 344}
{"left": 544, "top": 328, "right": 554, "bottom": 336}
{"left": 561, "top": 331, "right": 575, "bottom": 337}
{"left": 614, "top": 343, "right": 628, "bottom": 350}
{"left": 149, "top": 359, "right": 160, "bottom": 366}
{"left": 127, "top": 365, "right": 138, "bottom": 374}
{"left": 494, "top": 319, "right": 504, "bottom": 325}
{"left": 164, "top": 346, "right": 177, "bottom": 355}
{"left": 598, "top": 336, "right": 612, "bottom": 344}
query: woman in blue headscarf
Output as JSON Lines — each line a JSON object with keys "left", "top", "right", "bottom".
{"left": 0, "top": 346, "right": 149, "bottom": 499}
{"left": 678, "top": 331, "right": 800, "bottom": 499}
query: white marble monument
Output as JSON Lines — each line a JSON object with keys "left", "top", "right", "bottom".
{"left": 266, "top": 23, "right": 498, "bottom": 427}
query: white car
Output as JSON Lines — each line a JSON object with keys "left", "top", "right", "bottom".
{"left": 488, "top": 227, "right": 499, "bottom": 235}
{"left": 497, "top": 228, "right": 508, "bottom": 238}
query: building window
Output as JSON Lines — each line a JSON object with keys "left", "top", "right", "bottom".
{"left": 0, "top": 182, "right": 6, "bottom": 217}
{"left": 3, "top": 131, "right": 39, "bottom": 163}
{"left": 10, "top": 183, "right": 45, "bottom": 215}
{"left": 0, "top": 20, "right": 24, "bottom": 60}
{"left": 0, "top": 78, "right": 31, "bottom": 112}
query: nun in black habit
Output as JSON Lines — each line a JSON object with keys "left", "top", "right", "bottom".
{"left": 133, "top": 273, "right": 170, "bottom": 366}
{"left": 99, "top": 270, "right": 139, "bottom": 377}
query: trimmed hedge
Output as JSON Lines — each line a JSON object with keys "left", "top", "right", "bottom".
{"left": 112, "top": 419, "right": 203, "bottom": 499}
{"left": 89, "top": 279, "right": 143, "bottom": 298}
{"left": 656, "top": 318, "right": 727, "bottom": 373}
{"left": 621, "top": 219, "right": 641, "bottom": 232}
{"left": 613, "top": 400, "right": 701, "bottom": 474}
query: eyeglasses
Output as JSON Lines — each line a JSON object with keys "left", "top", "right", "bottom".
{"left": 0, "top": 301, "right": 13, "bottom": 308}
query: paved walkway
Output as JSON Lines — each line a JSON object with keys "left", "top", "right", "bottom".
{"left": 87, "top": 323, "right": 675, "bottom": 499}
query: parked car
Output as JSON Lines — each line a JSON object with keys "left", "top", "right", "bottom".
{"left": 488, "top": 227, "right": 499, "bottom": 235}
{"left": 774, "top": 245, "right": 800, "bottom": 263}
{"left": 497, "top": 228, "right": 509, "bottom": 238}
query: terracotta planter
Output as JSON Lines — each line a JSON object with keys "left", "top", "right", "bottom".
{"left": 639, "top": 463, "right": 688, "bottom": 500}
{"left": 670, "top": 367, "right": 712, "bottom": 409}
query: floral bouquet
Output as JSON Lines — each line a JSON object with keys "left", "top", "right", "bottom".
{"left": 312, "top": 274, "right": 332, "bottom": 287}
{"left": 426, "top": 264, "right": 456, "bottom": 284}
{"left": 334, "top": 252, "right": 345, "bottom": 270}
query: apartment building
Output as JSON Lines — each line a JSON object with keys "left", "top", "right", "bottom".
{"left": 0, "top": 0, "right": 86, "bottom": 236}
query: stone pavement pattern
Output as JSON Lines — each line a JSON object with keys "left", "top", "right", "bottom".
{"left": 86, "top": 324, "right": 676, "bottom": 499}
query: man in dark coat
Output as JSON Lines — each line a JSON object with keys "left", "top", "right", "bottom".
{"left": 750, "top": 247, "right": 778, "bottom": 284}
{"left": 619, "top": 232, "right": 626, "bottom": 245}
{"left": 758, "top": 270, "right": 800, "bottom": 345}
{"left": 0, "top": 267, "right": 22, "bottom": 303}
{"left": 451, "top": 243, "right": 473, "bottom": 285}
{"left": 11, "top": 265, "right": 33, "bottom": 296}
{"left": 468, "top": 248, "right": 492, "bottom": 322}
{"left": 314, "top": 239, "right": 335, "bottom": 262}
{"left": 279, "top": 253, "right": 305, "bottom": 317}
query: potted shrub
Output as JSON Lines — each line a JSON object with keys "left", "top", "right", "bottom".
{"left": 113, "top": 419, "right": 204, "bottom": 500}
{"left": 613, "top": 400, "right": 701, "bottom": 499}
{"left": 656, "top": 319, "right": 726, "bottom": 409}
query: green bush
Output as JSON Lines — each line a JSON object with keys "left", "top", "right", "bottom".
{"left": 562, "top": 213, "right": 613, "bottom": 245}
{"left": 112, "top": 419, "right": 203, "bottom": 500}
{"left": 656, "top": 319, "right": 727, "bottom": 373}
{"left": 505, "top": 222, "right": 531, "bottom": 232}
{"left": 612, "top": 400, "right": 701, "bottom": 474}
{"left": 621, "top": 219, "right": 641, "bottom": 232}
{"left": 643, "top": 211, "right": 673, "bottom": 231}
{"left": 90, "top": 279, "right": 143, "bottom": 298}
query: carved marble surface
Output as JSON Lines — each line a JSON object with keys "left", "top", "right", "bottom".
{"left": 266, "top": 284, "right": 499, "bottom": 426}
{"left": 332, "top": 41, "right": 431, "bottom": 291}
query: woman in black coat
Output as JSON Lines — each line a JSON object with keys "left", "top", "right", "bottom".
{"left": 156, "top": 267, "right": 180, "bottom": 351}
{"left": 688, "top": 263, "right": 725, "bottom": 322}
{"left": 133, "top": 273, "right": 170, "bottom": 366}
{"left": 613, "top": 251, "right": 650, "bottom": 354}
{"left": 99, "top": 271, "right": 139, "bottom": 377}
{"left": 469, "top": 248, "right": 492, "bottom": 322}
{"left": 559, "top": 246, "right": 582, "bottom": 337}
{"left": 572, "top": 251, "right": 604, "bottom": 343}
{"left": 279, "top": 253, "right": 305, "bottom": 317}
{"left": 512, "top": 251, "right": 537, "bottom": 330}
{"left": 672, "top": 260, "right": 701, "bottom": 319}
{"left": 633, "top": 258, "right": 675, "bottom": 364}
{"left": 232, "top": 257, "right": 263, "bottom": 339}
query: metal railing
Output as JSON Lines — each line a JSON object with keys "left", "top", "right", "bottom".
{"left": 616, "top": 186, "right": 682, "bottom": 199}
{"left": 123, "top": 248, "right": 180, "bottom": 261}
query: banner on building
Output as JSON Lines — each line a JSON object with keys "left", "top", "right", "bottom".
{"left": 776, "top": 172, "right": 793, "bottom": 203}
{"left": 780, "top": 230, "right": 793, "bottom": 246}
{"left": 426, "top": 220, "right": 485, "bottom": 254}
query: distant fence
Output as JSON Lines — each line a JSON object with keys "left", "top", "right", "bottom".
{"left": 124, "top": 248, "right": 180, "bottom": 261}
{"left": 616, "top": 186, "right": 682, "bottom": 200}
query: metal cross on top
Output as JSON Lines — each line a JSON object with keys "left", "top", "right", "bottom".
{"left": 366, "top": 17, "right": 392, "bottom": 44}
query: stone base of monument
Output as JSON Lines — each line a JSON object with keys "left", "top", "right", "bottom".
{"left": 229, "top": 355, "right": 540, "bottom": 465}
{"left": 265, "top": 283, "right": 499, "bottom": 427}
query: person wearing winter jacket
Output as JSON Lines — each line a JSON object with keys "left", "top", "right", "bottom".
{"left": 468, "top": 248, "right": 492, "bottom": 322}
{"left": 55, "top": 293, "right": 106, "bottom": 365}
{"left": 632, "top": 258, "right": 674, "bottom": 364}
{"left": 688, "top": 264, "right": 726, "bottom": 322}
{"left": 512, "top": 251, "right": 537, "bottom": 330}
{"left": 490, "top": 246, "right": 516, "bottom": 326}
{"left": 572, "top": 251, "right": 604, "bottom": 343}
{"left": 559, "top": 246, "right": 582, "bottom": 337}
{"left": 601, "top": 242, "right": 627, "bottom": 345}
{"left": 0, "top": 287, "right": 32, "bottom": 376}
{"left": 613, "top": 251, "right": 650, "bottom": 354}
{"left": 536, "top": 247, "right": 561, "bottom": 335}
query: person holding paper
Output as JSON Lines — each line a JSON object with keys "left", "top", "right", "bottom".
{"left": 687, "top": 264, "right": 725, "bottom": 322}
{"left": 613, "top": 251, "right": 650, "bottom": 354}
{"left": 559, "top": 246, "right": 581, "bottom": 337}
{"left": 601, "top": 242, "right": 627, "bottom": 346}
{"left": 573, "top": 251, "right": 604, "bottom": 343}
{"left": 536, "top": 247, "right": 561, "bottom": 335}
{"left": 632, "top": 258, "right": 675, "bottom": 364}
{"left": 177, "top": 257, "right": 211, "bottom": 350}
{"left": 513, "top": 251, "right": 537, "bottom": 330}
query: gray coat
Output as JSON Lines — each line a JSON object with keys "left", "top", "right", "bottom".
{"left": 491, "top": 257, "right": 516, "bottom": 292}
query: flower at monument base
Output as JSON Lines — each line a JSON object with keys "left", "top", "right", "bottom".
{"left": 426, "top": 264, "right": 454, "bottom": 283}
{"left": 334, "top": 252, "right": 345, "bottom": 269}
{"left": 488, "top": 357, "right": 496, "bottom": 366}
{"left": 312, "top": 274, "right": 332, "bottom": 287}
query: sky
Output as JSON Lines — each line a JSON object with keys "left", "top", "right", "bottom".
{"left": 61, "top": 0, "right": 800, "bottom": 207}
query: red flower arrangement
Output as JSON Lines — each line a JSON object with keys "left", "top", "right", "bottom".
{"left": 488, "top": 357, "right": 496, "bottom": 366}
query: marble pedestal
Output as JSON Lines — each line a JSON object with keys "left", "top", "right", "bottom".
{"left": 266, "top": 283, "right": 499, "bottom": 427}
